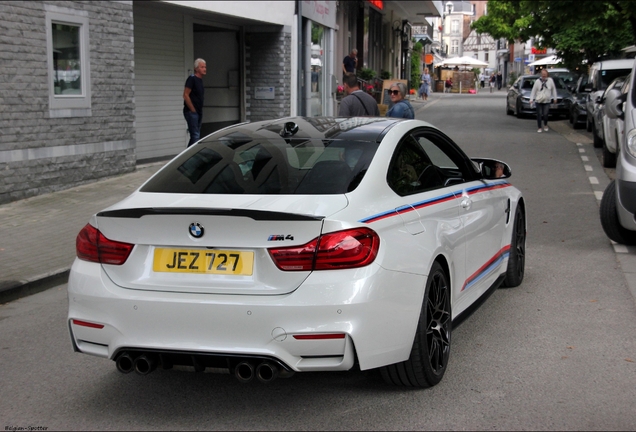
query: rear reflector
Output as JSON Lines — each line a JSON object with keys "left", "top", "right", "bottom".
{"left": 71, "top": 319, "right": 105, "bottom": 329}
{"left": 268, "top": 227, "right": 379, "bottom": 271}
{"left": 76, "top": 224, "right": 134, "bottom": 265}
{"left": 293, "top": 333, "right": 346, "bottom": 340}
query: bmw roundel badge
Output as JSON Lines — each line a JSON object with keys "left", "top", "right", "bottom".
{"left": 189, "top": 222, "right": 204, "bottom": 238}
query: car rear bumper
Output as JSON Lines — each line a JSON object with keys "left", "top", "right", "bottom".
{"left": 67, "top": 259, "right": 426, "bottom": 372}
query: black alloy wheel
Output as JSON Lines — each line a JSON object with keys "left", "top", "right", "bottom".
{"left": 380, "top": 261, "right": 451, "bottom": 388}
{"left": 502, "top": 206, "right": 526, "bottom": 288}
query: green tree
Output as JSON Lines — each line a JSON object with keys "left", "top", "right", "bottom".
{"left": 411, "top": 41, "right": 423, "bottom": 91}
{"left": 471, "top": 0, "right": 636, "bottom": 67}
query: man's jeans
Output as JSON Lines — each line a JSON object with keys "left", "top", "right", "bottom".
{"left": 184, "top": 111, "right": 202, "bottom": 147}
{"left": 536, "top": 103, "right": 550, "bottom": 128}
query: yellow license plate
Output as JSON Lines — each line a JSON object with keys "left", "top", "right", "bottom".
{"left": 153, "top": 248, "right": 254, "bottom": 275}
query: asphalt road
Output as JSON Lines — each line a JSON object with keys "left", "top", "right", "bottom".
{"left": 2, "top": 92, "right": 636, "bottom": 431}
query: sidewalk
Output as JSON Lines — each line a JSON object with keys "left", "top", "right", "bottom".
{"left": 0, "top": 162, "right": 164, "bottom": 303}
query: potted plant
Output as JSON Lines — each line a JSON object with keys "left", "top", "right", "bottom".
{"left": 358, "top": 68, "right": 376, "bottom": 81}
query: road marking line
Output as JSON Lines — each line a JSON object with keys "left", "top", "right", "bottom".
{"left": 581, "top": 156, "right": 589, "bottom": 161}
{"left": 613, "top": 243, "right": 629, "bottom": 253}
{"left": 595, "top": 191, "right": 603, "bottom": 201}
{"left": 589, "top": 176, "right": 599, "bottom": 184}
{"left": 577, "top": 143, "right": 583, "bottom": 146}
{"left": 579, "top": 148, "right": 585, "bottom": 153}
{"left": 585, "top": 165, "right": 593, "bottom": 172}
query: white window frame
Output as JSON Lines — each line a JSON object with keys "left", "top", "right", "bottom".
{"left": 451, "top": 20, "right": 459, "bottom": 34}
{"left": 45, "top": 5, "right": 91, "bottom": 118}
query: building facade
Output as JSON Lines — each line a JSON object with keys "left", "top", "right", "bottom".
{"left": 0, "top": 0, "right": 442, "bottom": 204}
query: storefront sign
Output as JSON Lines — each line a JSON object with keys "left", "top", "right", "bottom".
{"left": 302, "top": 1, "right": 337, "bottom": 29}
{"left": 531, "top": 47, "right": 547, "bottom": 54}
{"left": 254, "top": 87, "right": 275, "bottom": 99}
{"left": 368, "top": 0, "right": 383, "bottom": 10}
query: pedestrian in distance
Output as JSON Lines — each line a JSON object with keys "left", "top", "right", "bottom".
{"left": 444, "top": 77, "right": 453, "bottom": 93}
{"left": 480, "top": 71, "right": 485, "bottom": 89}
{"left": 529, "top": 69, "right": 557, "bottom": 133}
{"left": 338, "top": 73, "right": 380, "bottom": 117}
{"left": 342, "top": 49, "right": 358, "bottom": 77}
{"left": 386, "top": 82, "right": 414, "bottom": 119}
{"left": 418, "top": 67, "right": 431, "bottom": 101}
{"left": 489, "top": 73, "right": 496, "bottom": 93}
{"left": 496, "top": 71, "right": 503, "bottom": 90}
{"left": 183, "top": 58, "right": 207, "bottom": 147}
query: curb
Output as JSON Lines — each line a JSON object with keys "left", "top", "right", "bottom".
{"left": 0, "top": 269, "right": 70, "bottom": 304}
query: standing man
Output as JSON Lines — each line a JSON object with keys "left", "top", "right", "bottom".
{"left": 342, "top": 49, "right": 358, "bottom": 77}
{"left": 183, "top": 58, "right": 206, "bottom": 147}
{"left": 338, "top": 73, "right": 380, "bottom": 117}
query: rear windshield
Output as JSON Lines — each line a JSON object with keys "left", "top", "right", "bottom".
{"left": 141, "top": 135, "right": 379, "bottom": 195}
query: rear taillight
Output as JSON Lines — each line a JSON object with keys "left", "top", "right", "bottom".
{"left": 76, "top": 224, "right": 134, "bottom": 265}
{"left": 268, "top": 227, "right": 379, "bottom": 271}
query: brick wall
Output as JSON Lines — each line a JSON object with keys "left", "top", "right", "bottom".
{"left": 245, "top": 29, "right": 292, "bottom": 122}
{"left": 0, "top": 1, "right": 135, "bottom": 204}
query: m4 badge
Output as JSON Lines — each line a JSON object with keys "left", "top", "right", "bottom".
{"left": 267, "top": 234, "right": 294, "bottom": 241}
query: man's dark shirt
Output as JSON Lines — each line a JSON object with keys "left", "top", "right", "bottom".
{"left": 343, "top": 55, "right": 356, "bottom": 73}
{"left": 183, "top": 75, "right": 204, "bottom": 115}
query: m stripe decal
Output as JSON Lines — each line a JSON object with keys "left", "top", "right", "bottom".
{"left": 359, "top": 181, "right": 511, "bottom": 224}
{"left": 462, "top": 245, "right": 511, "bottom": 291}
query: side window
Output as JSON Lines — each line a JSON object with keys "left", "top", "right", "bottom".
{"left": 45, "top": 5, "right": 91, "bottom": 118}
{"left": 387, "top": 136, "right": 445, "bottom": 196}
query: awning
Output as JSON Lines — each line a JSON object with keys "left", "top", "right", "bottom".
{"left": 527, "top": 54, "right": 562, "bottom": 66}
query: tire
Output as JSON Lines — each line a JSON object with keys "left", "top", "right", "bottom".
{"left": 501, "top": 205, "right": 526, "bottom": 288}
{"left": 572, "top": 110, "right": 583, "bottom": 129}
{"left": 516, "top": 100, "right": 523, "bottom": 119}
{"left": 506, "top": 100, "right": 513, "bottom": 115}
{"left": 568, "top": 109, "right": 574, "bottom": 124}
{"left": 600, "top": 180, "right": 636, "bottom": 245}
{"left": 586, "top": 116, "right": 593, "bottom": 132}
{"left": 602, "top": 141, "right": 616, "bottom": 168}
{"left": 381, "top": 261, "right": 451, "bottom": 388}
{"left": 593, "top": 123, "right": 603, "bottom": 148}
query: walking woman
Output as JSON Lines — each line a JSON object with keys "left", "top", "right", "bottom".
{"left": 418, "top": 67, "right": 431, "bottom": 101}
{"left": 529, "top": 69, "right": 557, "bottom": 133}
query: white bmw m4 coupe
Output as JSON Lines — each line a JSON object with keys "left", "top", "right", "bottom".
{"left": 68, "top": 116, "right": 526, "bottom": 388}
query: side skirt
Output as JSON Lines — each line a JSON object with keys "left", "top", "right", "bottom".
{"left": 452, "top": 274, "right": 505, "bottom": 329}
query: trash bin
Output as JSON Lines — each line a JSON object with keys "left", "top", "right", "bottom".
{"left": 435, "top": 80, "right": 444, "bottom": 93}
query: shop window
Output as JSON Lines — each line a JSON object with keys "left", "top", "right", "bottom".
{"left": 45, "top": 6, "right": 91, "bottom": 117}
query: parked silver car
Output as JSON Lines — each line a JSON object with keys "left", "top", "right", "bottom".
{"left": 600, "top": 62, "right": 636, "bottom": 245}
{"left": 585, "top": 59, "right": 634, "bottom": 147}
{"left": 601, "top": 74, "right": 631, "bottom": 168}
{"left": 506, "top": 75, "right": 570, "bottom": 119}
{"left": 592, "top": 75, "right": 628, "bottom": 160}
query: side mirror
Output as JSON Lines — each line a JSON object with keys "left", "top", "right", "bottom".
{"left": 605, "top": 88, "right": 625, "bottom": 120}
{"left": 513, "top": 83, "right": 519, "bottom": 89}
{"left": 471, "top": 158, "right": 511, "bottom": 179}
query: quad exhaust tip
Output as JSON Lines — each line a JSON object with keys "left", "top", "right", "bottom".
{"left": 116, "top": 352, "right": 293, "bottom": 383}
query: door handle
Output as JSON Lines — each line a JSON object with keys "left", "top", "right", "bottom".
{"left": 461, "top": 198, "right": 472, "bottom": 209}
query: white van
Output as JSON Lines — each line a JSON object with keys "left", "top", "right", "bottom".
{"left": 585, "top": 59, "right": 634, "bottom": 144}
